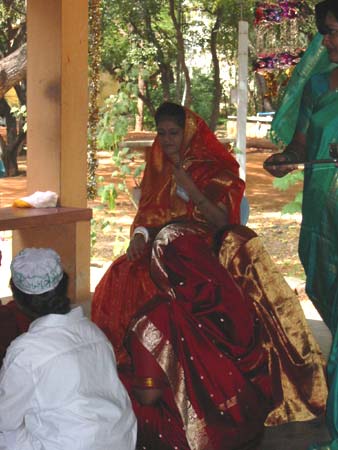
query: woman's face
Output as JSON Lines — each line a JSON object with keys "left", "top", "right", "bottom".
{"left": 322, "top": 12, "right": 338, "bottom": 63}
{"left": 156, "top": 119, "right": 184, "bottom": 162}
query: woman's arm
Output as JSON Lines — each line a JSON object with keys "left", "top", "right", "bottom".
{"left": 264, "top": 73, "right": 316, "bottom": 178}
{"left": 173, "top": 165, "right": 229, "bottom": 229}
{"left": 264, "top": 131, "right": 306, "bottom": 178}
{"left": 126, "top": 233, "right": 147, "bottom": 261}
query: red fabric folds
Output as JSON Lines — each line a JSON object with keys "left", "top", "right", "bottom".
{"left": 124, "top": 234, "right": 273, "bottom": 450}
{"left": 0, "top": 300, "right": 31, "bottom": 366}
{"left": 91, "top": 108, "right": 244, "bottom": 366}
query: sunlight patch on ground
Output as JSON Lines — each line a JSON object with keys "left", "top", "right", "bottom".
{"left": 249, "top": 211, "right": 302, "bottom": 223}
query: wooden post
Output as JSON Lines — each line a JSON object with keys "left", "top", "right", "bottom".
{"left": 13, "top": 0, "right": 90, "bottom": 304}
{"left": 236, "top": 20, "right": 249, "bottom": 181}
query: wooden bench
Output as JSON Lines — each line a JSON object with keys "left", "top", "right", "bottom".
{"left": 0, "top": 206, "right": 92, "bottom": 231}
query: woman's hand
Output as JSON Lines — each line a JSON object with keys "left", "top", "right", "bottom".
{"left": 173, "top": 164, "right": 228, "bottom": 229}
{"left": 173, "top": 165, "right": 195, "bottom": 192}
{"left": 264, "top": 132, "right": 306, "bottom": 177}
{"left": 168, "top": 151, "right": 181, "bottom": 168}
{"left": 126, "top": 234, "right": 147, "bottom": 261}
{"left": 263, "top": 152, "right": 297, "bottom": 178}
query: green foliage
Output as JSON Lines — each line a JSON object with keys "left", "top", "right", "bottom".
{"left": 10, "top": 104, "right": 27, "bottom": 132}
{"left": 96, "top": 91, "right": 146, "bottom": 213}
{"left": 98, "top": 90, "right": 137, "bottom": 150}
{"left": 272, "top": 170, "right": 304, "bottom": 191}
{"left": 0, "top": 1, "right": 26, "bottom": 54}
{"left": 273, "top": 171, "right": 304, "bottom": 214}
{"left": 190, "top": 69, "right": 215, "bottom": 123}
{"left": 281, "top": 191, "right": 303, "bottom": 215}
{"left": 99, "top": 0, "right": 260, "bottom": 119}
{"left": 98, "top": 183, "right": 118, "bottom": 210}
{"left": 90, "top": 218, "right": 98, "bottom": 249}
{"left": 100, "top": 0, "right": 175, "bottom": 74}
{"left": 90, "top": 216, "right": 130, "bottom": 258}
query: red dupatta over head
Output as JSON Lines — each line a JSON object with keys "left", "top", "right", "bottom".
{"left": 131, "top": 109, "right": 245, "bottom": 233}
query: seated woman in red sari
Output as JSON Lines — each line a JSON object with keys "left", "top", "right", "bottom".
{"left": 92, "top": 101, "right": 328, "bottom": 427}
{"left": 123, "top": 232, "right": 273, "bottom": 450}
{"left": 92, "top": 102, "right": 244, "bottom": 366}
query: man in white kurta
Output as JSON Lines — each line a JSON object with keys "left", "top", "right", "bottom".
{"left": 0, "top": 248, "right": 137, "bottom": 450}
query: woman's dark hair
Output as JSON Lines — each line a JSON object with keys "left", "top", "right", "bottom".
{"left": 316, "top": 0, "right": 338, "bottom": 35}
{"left": 10, "top": 272, "right": 71, "bottom": 318}
{"left": 154, "top": 102, "right": 186, "bottom": 129}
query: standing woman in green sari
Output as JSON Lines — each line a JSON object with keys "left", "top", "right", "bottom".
{"left": 264, "top": 1, "right": 338, "bottom": 447}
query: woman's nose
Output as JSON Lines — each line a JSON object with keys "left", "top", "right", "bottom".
{"left": 162, "top": 133, "right": 171, "bottom": 143}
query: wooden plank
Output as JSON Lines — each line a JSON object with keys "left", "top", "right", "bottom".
{"left": 0, "top": 207, "right": 92, "bottom": 231}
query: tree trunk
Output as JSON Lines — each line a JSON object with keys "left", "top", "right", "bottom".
{"left": 135, "top": 71, "right": 145, "bottom": 131}
{"left": 0, "top": 98, "right": 25, "bottom": 176}
{"left": 169, "top": 0, "right": 191, "bottom": 107}
{"left": 2, "top": 130, "right": 26, "bottom": 177}
{"left": 0, "top": 44, "right": 27, "bottom": 98}
{"left": 255, "top": 72, "right": 274, "bottom": 112}
{"left": 209, "top": 13, "right": 222, "bottom": 131}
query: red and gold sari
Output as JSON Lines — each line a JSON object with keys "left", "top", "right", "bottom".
{"left": 91, "top": 109, "right": 244, "bottom": 365}
{"left": 123, "top": 233, "right": 273, "bottom": 450}
{"left": 218, "top": 225, "right": 328, "bottom": 426}
{"left": 0, "top": 301, "right": 31, "bottom": 366}
{"left": 91, "top": 108, "right": 327, "bottom": 429}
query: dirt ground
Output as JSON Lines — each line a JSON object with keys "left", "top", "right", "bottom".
{"left": 0, "top": 148, "right": 305, "bottom": 283}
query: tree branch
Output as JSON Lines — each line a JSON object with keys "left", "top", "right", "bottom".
{"left": 0, "top": 43, "right": 26, "bottom": 98}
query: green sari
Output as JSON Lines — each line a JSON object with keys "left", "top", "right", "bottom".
{"left": 271, "top": 34, "right": 338, "bottom": 449}
{"left": 298, "top": 75, "right": 338, "bottom": 331}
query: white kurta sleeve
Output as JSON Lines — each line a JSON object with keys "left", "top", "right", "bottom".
{"left": 0, "top": 361, "right": 35, "bottom": 431}
{"left": 0, "top": 432, "right": 7, "bottom": 450}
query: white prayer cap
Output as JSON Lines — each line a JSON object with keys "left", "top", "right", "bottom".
{"left": 10, "top": 248, "right": 64, "bottom": 295}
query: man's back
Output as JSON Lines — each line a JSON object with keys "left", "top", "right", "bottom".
{"left": 0, "top": 306, "right": 137, "bottom": 450}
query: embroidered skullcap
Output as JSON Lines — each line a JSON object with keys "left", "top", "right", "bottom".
{"left": 10, "top": 248, "right": 64, "bottom": 295}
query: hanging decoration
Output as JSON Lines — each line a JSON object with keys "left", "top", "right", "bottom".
{"left": 87, "top": 0, "right": 102, "bottom": 200}
{"left": 253, "top": 0, "right": 311, "bottom": 111}
{"left": 254, "top": 49, "right": 304, "bottom": 71}
{"left": 255, "top": 1, "right": 303, "bottom": 25}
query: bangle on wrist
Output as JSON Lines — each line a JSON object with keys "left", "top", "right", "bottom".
{"left": 133, "top": 226, "right": 149, "bottom": 243}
